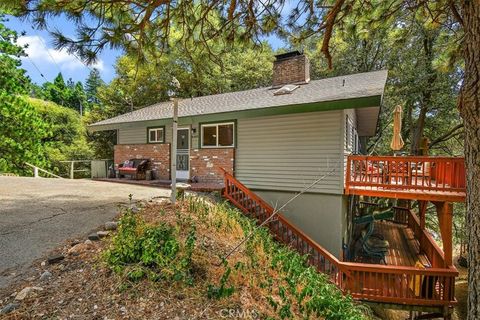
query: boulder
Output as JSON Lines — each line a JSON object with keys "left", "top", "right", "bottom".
{"left": 68, "top": 243, "right": 91, "bottom": 256}
{"left": 0, "top": 302, "right": 19, "bottom": 314}
{"left": 15, "top": 287, "right": 43, "bottom": 301}
{"left": 88, "top": 233, "right": 100, "bottom": 241}
{"left": 104, "top": 221, "right": 118, "bottom": 231}
{"left": 97, "top": 231, "right": 110, "bottom": 238}
{"left": 39, "top": 271, "right": 52, "bottom": 281}
{"left": 47, "top": 254, "right": 64, "bottom": 264}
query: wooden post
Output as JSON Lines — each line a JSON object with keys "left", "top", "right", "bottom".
{"left": 170, "top": 98, "right": 178, "bottom": 205}
{"left": 70, "top": 161, "right": 74, "bottom": 179}
{"left": 34, "top": 166, "right": 38, "bottom": 178}
{"left": 419, "top": 200, "right": 427, "bottom": 230}
{"left": 434, "top": 201, "right": 454, "bottom": 266}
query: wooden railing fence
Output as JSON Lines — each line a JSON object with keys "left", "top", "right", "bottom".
{"left": 346, "top": 156, "right": 466, "bottom": 194}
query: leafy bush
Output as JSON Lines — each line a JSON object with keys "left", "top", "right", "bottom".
{"left": 29, "top": 98, "right": 94, "bottom": 176}
{"left": 105, "top": 210, "right": 196, "bottom": 283}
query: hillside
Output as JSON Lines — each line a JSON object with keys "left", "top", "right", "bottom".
{"left": 0, "top": 195, "right": 371, "bottom": 319}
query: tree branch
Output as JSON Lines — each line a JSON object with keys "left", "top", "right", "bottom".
{"left": 429, "top": 123, "right": 464, "bottom": 148}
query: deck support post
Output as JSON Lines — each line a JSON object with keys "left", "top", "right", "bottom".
{"left": 419, "top": 200, "right": 427, "bottom": 230}
{"left": 433, "top": 201, "right": 453, "bottom": 266}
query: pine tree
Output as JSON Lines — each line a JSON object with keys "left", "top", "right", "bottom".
{"left": 0, "top": 14, "right": 30, "bottom": 94}
{"left": 85, "top": 68, "right": 104, "bottom": 105}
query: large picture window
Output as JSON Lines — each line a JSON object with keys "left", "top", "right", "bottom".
{"left": 148, "top": 127, "right": 165, "bottom": 143}
{"left": 201, "top": 122, "right": 235, "bottom": 148}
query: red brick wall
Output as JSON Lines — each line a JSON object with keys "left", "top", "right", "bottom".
{"left": 190, "top": 148, "right": 234, "bottom": 183}
{"left": 114, "top": 144, "right": 171, "bottom": 180}
{"left": 272, "top": 54, "right": 310, "bottom": 87}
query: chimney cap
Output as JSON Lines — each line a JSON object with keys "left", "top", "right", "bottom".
{"left": 274, "top": 50, "right": 303, "bottom": 61}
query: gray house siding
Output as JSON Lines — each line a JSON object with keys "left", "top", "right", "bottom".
{"left": 256, "top": 190, "right": 346, "bottom": 258}
{"left": 117, "top": 123, "right": 173, "bottom": 145}
{"left": 118, "top": 127, "right": 146, "bottom": 144}
{"left": 235, "top": 111, "right": 344, "bottom": 194}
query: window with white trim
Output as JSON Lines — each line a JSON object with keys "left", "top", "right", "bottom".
{"left": 345, "top": 115, "right": 358, "bottom": 152}
{"left": 201, "top": 122, "right": 235, "bottom": 148}
{"left": 148, "top": 127, "right": 165, "bottom": 143}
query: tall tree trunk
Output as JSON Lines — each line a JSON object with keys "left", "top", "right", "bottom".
{"left": 411, "top": 31, "right": 436, "bottom": 156}
{"left": 460, "top": 2, "right": 480, "bottom": 320}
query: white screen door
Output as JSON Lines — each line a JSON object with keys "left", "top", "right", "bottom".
{"left": 176, "top": 128, "right": 190, "bottom": 180}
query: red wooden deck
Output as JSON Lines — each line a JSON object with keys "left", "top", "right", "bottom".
{"left": 354, "top": 221, "right": 428, "bottom": 267}
{"left": 345, "top": 155, "right": 466, "bottom": 202}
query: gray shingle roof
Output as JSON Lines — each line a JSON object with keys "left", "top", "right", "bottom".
{"left": 90, "top": 70, "right": 387, "bottom": 127}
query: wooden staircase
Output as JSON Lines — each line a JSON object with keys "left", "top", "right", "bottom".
{"left": 221, "top": 169, "right": 344, "bottom": 285}
{"left": 221, "top": 169, "right": 457, "bottom": 319}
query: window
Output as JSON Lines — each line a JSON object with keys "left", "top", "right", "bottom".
{"left": 148, "top": 127, "right": 165, "bottom": 143}
{"left": 345, "top": 115, "right": 358, "bottom": 152}
{"left": 201, "top": 122, "right": 235, "bottom": 148}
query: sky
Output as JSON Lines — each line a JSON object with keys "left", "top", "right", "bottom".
{"left": 5, "top": 14, "right": 287, "bottom": 86}
{"left": 5, "top": 15, "right": 120, "bottom": 85}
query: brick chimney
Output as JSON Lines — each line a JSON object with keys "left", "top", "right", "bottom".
{"left": 272, "top": 51, "right": 310, "bottom": 87}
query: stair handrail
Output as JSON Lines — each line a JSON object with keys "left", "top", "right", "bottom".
{"left": 220, "top": 168, "right": 346, "bottom": 276}
{"left": 25, "top": 162, "right": 63, "bottom": 179}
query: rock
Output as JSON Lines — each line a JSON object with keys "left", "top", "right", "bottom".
{"left": 104, "top": 222, "right": 118, "bottom": 231}
{"left": 39, "top": 271, "right": 52, "bottom": 281}
{"left": 120, "top": 306, "right": 127, "bottom": 314}
{"left": 40, "top": 261, "right": 46, "bottom": 267}
{"left": 88, "top": 233, "right": 100, "bottom": 241}
{"left": 68, "top": 243, "right": 91, "bottom": 256}
{"left": 131, "top": 207, "right": 140, "bottom": 214}
{"left": 97, "top": 231, "right": 110, "bottom": 238}
{"left": 15, "top": 287, "right": 43, "bottom": 301}
{"left": 47, "top": 254, "right": 64, "bottom": 264}
{"left": 84, "top": 239, "right": 93, "bottom": 245}
{"left": 0, "top": 302, "right": 19, "bottom": 314}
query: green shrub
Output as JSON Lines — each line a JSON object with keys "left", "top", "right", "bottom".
{"left": 105, "top": 210, "right": 196, "bottom": 283}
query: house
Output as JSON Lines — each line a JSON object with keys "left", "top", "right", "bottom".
{"left": 90, "top": 51, "right": 465, "bottom": 318}
{"left": 89, "top": 51, "right": 385, "bottom": 257}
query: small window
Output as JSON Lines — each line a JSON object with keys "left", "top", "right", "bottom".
{"left": 201, "top": 122, "right": 234, "bottom": 148}
{"left": 345, "top": 115, "right": 356, "bottom": 151}
{"left": 148, "top": 127, "right": 165, "bottom": 143}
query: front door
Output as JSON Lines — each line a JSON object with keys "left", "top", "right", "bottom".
{"left": 176, "top": 128, "right": 190, "bottom": 180}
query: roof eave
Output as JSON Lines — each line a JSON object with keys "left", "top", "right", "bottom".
{"left": 88, "top": 94, "right": 383, "bottom": 132}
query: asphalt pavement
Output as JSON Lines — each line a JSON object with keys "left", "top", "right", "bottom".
{"left": 0, "top": 176, "right": 169, "bottom": 288}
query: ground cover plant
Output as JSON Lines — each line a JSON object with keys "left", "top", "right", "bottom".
{"left": 0, "top": 195, "right": 372, "bottom": 319}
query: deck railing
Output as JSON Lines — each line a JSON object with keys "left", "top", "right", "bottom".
{"left": 403, "top": 208, "right": 447, "bottom": 269}
{"left": 222, "top": 170, "right": 457, "bottom": 306}
{"left": 345, "top": 155, "right": 466, "bottom": 195}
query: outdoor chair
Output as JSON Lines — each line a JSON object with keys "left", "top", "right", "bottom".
{"left": 353, "top": 208, "right": 395, "bottom": 264}
{"left": 118, "top": 159, "right": 151, "bottom": 180}
{"left": 410, "top": 162, "right": 432, "bottom": 186}
{"left": 360, "top": 223, "right": 389, "bottom": 264}
{"left": 387, "top": 160, "right": 411, "bottom": 185}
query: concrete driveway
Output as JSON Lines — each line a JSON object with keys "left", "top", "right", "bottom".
{"left": 0, "top": 177, "right": 169, "bottom": 288}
